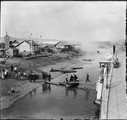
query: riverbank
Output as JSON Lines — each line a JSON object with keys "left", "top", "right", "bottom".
{"left": 0, "top": 48, "right": 110, "bottom": 111}
{"left": 0, "top": 52, "right": 83, "bottom": 110}
{"left": 0, "top": 80, "right": 43, "bottom": 110}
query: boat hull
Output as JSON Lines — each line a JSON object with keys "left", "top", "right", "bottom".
{"left": 66, "top": 82, "right": 79, "bottom": 88}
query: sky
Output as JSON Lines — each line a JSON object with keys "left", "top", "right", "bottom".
{"left": 1, "top": 1, "right": 126, "bottom": 43}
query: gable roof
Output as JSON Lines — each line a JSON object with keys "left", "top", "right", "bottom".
{"left": 24, "top": 40, "right": 38, "bottom": 46}
{"left": 12, "top": 40, "right": 19, "bottom": 44}
{"left": 8, "top": 47, "right": 19, "bottom": 50}
{"left": 55, "top": 41, "right": 71, "bottom": 46}
{"left": 15, "top": 40, "right": 38, "bottom": 47}
{"left": 42, "top": 41, "right": 59, "bottom": 45}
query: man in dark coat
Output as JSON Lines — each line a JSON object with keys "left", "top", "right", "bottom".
{"left": 86, "top": 73, "right": 91, "bottom": 83}
{"left": 74, "top": 74, "right": 78, "bottom": 81}
{"left": 70, "top": 75, "right": 74, "bottom": 82}
{"left": 48, "top": 73, "right": 51, "bottom": 82}
{"left": 11, "top": 64, "right": 14, "bottom": 72}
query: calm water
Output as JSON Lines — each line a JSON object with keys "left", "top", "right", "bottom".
{"left": 1, "top": 83, "right": 98, "bottom": 119}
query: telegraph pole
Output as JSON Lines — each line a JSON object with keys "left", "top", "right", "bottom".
{"left": 40, "top": 35, "right": 42, "bottom": 46}
{"left": 30, "top": 33, "right": 33, "bottom": 55}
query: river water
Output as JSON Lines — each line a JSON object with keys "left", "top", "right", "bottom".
{"left": 1, "top": 53, "right": 102, "bottom": 119}
{"left": 1, "top": 83, "right": 98, "bottom": 119}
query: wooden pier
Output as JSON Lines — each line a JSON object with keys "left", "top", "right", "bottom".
{"left": 100, "top": 51, "right": 127, "bottom": 119}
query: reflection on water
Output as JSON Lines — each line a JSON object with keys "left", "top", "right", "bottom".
{"left": 85, "top": 89, "right": 89, "bottom": 100}
{"left": 65, "top": 87, "right": 78, "bottom": 97}
{"left": 30, "top": 89, "right": 37, "bottom": 95}
{"left": 42, "top": 83, "right": 51, "bottom": 93}
{"left": 1, "top": 84, "right": 98, "bottom": 119}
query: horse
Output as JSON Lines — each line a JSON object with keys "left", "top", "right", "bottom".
{"left": 28, "top": 74, "right": 39, "bottom": 82}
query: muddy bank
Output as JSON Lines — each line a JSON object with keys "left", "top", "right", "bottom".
{"left": 0, "top": 50, "right": 105, "bottom": 110}
{"left": 0, "top": 81, "right": 43, "bottom": 110}
{"left": 0, "top": 55, "right": 81, "bottom": 110}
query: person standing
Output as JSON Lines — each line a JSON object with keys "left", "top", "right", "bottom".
{"left": 66, "top": 74, "right": 68, "bottom": 83}
{"left": 42, "top": 72, "right": 44, "bottom": 79}
{"left": 11, "top": 64, "right": 14, "bottom": 72}
{"left": 14, "top": 66, "right": 17, "bottom": 73}
{"left": 2, "top": 68, "right": 5, "bottom": 79}
{"left": 15, "top": 71, "right": 18, "bottom": 80}
{"left": 1, "top": 70, "right": 5, "bottom": 79}
{"left": 86, "top": 73, "right": 90, "bottom": 83}
{"left": 49, "top": 73, "right": 51, "bottom": 82}
{"left": 33, "top": 72, "right": 36, "bottom": 83}
{"left": 74, "top": 74, "right": 78, "bottom": 81}
{"left": 4, "top": 68, "right": 8, "bottom": 78}
{"left": 70, "top": 75, "right": 73, "bottom": 82}
{"left": 11, "top": 87, "right": 15, "bottom": 93}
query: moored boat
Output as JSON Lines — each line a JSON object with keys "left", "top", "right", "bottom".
{"left": 65, "top": 80, "right": 79, "bottom": 88}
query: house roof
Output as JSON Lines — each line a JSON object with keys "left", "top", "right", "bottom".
{"left": 42, "top": 41, "right": 59, "bottom": 45}
{"left": 24, "top": 40, "right": 38, "bottom": 46}
{"left": 9, "top": 47, "right": 19, "bottom": 50}
{"left": 12, "top": 40, "right": 20, "bottom": 44}
{"left": 15, "top": 41, "right": 24, "bottom": 47}
{"left": 45, "top": 44, "right": 55, "bottom": 48}
{"left": 5, "top": 46, "right": 19, "bottom": 51}
{"left": 15, "top": 40, "right": 38, "bottom": 47}
{"left": 55, "top": 41, "right": 71, "bottom": 46}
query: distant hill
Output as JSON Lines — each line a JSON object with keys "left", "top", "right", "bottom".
{"left": 0, "top": 36, "right": 63, "bottom": 43}
{"left": 0, "top": 36, "right": 80, "bottom": 45}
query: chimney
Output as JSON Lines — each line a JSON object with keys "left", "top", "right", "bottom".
{"left": 113, "top": 44, "right": 115, "bottom": 55}
{"left": 4, "top": 32, "right": 10, "bottom": 50}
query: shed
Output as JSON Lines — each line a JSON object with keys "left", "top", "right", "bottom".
{"left": 16, "top": 40, "right": 39, "bottom": 54}
{"left": 7, "top": 47, "right": 19, "bottom": 57}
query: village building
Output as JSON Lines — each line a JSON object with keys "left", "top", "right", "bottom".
{"left": 0, "top": 43, "right": 5, "bottom": 57}
{"left": 40, "top": 40, "right": 59, "bottom": 53}
{"left": 0, "top": 43, "right": 5, "bottom": 49}
{"left": 16, "top": 40, "right": 39, "bottom": 55}
{"left": 0, "top": 49, "right": 5, "bottom": 57}
{"left": 54, "top": 41, "right": 75, "bottom": 52}
{"left": 11, "top": 40, "right": 20, "bottom": 47}
{"left": 6, "top": 47, "right": 19, "bottom": 57}
{"left": 54, "top": 41, "right": 72, "bottom": 49}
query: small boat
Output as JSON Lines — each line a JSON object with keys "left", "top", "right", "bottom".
{"left": 60, "top": 70, "right": 77, "bottom": 74}
{"left": 50, "top": 68, "right": 60, "bottom": 72}
{"left": 71, "top": 67, "right": 83, "bottom": 70}
{"left": 65, "top": 80, "right": 79, "bottom": 88}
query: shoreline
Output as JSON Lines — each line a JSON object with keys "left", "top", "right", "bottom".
{"left": 0, "top": 50, "right": 104, "bottom": 111}
{"left": 0, "top": 56, "right": 80, "bottom": 110}
{"left": 0, "top": 81, "right": 44, "bottom": 110}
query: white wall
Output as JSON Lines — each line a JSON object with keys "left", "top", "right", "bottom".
{"left": 7, "top": 48, "right": 13, "bottom": 57}
{"left": 18, "top": 42, "right": 31, "bottom": 53}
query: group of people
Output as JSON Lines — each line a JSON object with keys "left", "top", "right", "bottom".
{"left": 0, "top": 64, "right": 25, "bottom": 80}
{"left": 0, "top": 68, "right": 8, "bottom": 79}
{"left": 66, "top": 74, "right": 78, "bottom": 83}
{"left": 11, "top": 64, "right": 18, "bottom": 72}
{"left": 42, "top": 72, "right": 51, "bottom": 82}
{"left": 66, "top": 73, "right": 90, "bottom": 83}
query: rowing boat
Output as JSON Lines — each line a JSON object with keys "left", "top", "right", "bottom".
{"left": 66, "top": 80, "right": 79, "bottom": 88}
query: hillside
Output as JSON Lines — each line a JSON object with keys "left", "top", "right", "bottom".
{"left": 0, "top": 36, "right": 80, "bottom": 45}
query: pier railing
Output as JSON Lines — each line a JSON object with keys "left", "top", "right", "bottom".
{"left": 100, "top": 52, "right": 116, "bottom": 119}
